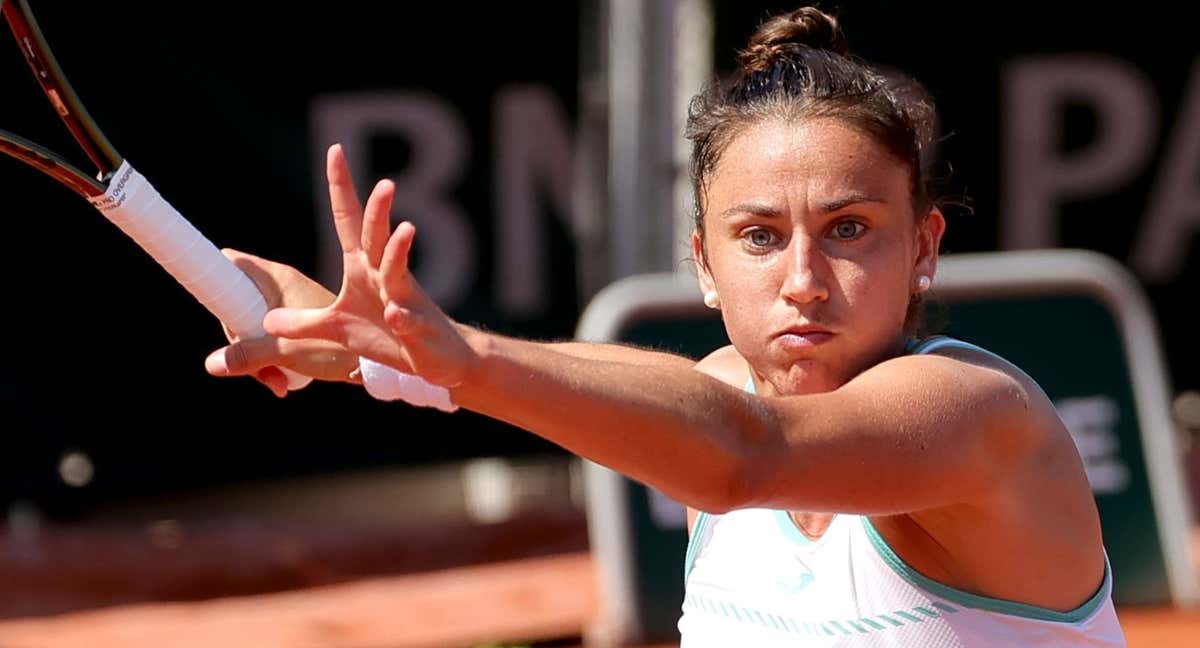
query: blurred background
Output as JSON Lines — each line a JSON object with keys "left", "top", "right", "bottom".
{"left": 0, "top": 1, "right": 1197, "bottom": 646}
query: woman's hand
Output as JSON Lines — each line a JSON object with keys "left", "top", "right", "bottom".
{"left": 204, "top": 248, "right": 361, "bottom": 397}
{"left": 262, "top": 144, "right": 481, "bottom": 389}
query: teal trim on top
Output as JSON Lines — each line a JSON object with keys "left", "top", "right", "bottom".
{"left": 683, "top": 511, "right": 711, "bottom": 583}
{"left": 907, "top": 335, "right": 943, "bottom": 355}
{"left": 903, "top": 336, "right": 924, "bottom": 354}
{"left": 910, "top": 335, "right": 995, "bottom": 358}
{"left": 773, "top": 510, "right": 814, "bottom": 546}
{"left": 861, "top": 517, "right": 1111, "bottom": 623}
{"left": 744, "top": 376, "right": 756, "bottom": 394}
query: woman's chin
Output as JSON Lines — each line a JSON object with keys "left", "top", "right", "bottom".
{"left": 769, "top": 361, "right": 841, "bottom": 396}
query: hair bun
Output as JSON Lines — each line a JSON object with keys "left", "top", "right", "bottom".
{"left": 737, "top": 7, "right": 849, "bottom": 74}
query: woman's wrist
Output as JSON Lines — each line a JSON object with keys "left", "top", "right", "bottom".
{"left": 452, "top": 323, "right": 496, "bottom": 397}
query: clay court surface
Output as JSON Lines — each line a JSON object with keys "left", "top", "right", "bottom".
{"left": 0, "top": 549, "right": 1197, "bottom": 647}
{"left": 2, "top": 464, "right": 1198, "bottom": 647}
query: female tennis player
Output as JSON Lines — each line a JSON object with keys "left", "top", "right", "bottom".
{"left": 206, "top": 7, "right": 1125, "bottom": 645}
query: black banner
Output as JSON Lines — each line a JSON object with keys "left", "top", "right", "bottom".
{"left": 1, "top": 1, "right": 1196, "bottom": 519}
{"left": 715, "top": 1, "right": 1199, "bottom": 387}
{"left": 0, "top": 2, "right": 583, "bottom": 515}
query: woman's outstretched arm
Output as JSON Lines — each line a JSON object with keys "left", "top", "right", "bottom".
{"left": 264, "top": 145, "right": 1049, "bottom": 515}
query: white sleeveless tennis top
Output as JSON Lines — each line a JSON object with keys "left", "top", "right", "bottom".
{"left": 677, "top": 336, "right": 1126, "bottom": 647}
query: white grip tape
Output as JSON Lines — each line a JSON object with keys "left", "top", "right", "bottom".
{"left": 88, "top": 161, "right": 312, "bottom": 390}
{"left": 358, "top": 357, "right": 457, "bottom": 412}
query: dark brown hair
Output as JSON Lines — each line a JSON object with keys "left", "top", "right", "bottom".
{"left": 687, "top": 6, "right": 940, "bottom": 232}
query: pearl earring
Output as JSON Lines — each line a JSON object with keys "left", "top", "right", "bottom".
{"left": 916, "top": 275, "right": 932, "bottom": 292}
{"left": 703, "top": 290, "right": 721, "bottom": 309}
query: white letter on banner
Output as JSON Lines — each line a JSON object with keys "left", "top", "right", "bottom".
{"left": 493, "top": 86, "right": 576, "bottom": 317}
{"left": 1132, "top": 61, "right": 1200, "bottom": 282}
{"left": 1002, "top": 57, "right": 1157, "bottom": 250}
{"left": 1056, "top": 396, "right": 1131, "bottom": 495}
{"left": 311, "top": 94, "right": 475, "bottom": 309}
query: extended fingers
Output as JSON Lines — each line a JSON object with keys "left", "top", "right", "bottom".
{"left": 381, "top": 221, "right": 416, "bottom": 300}
{"left": 327, "top": 144, "right": 364, "bottom": 254}
{"left": 361, "top": 179, "right": 396, "bottom": 268}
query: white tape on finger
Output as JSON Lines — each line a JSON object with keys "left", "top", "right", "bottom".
{"left": 89, "top": 160, "right": 312, "bottom": 390}
{"left": 358, "top": 357, "right": 457, "bottom": 412}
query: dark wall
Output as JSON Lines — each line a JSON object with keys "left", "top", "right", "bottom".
{"left": 716, "top": 1, "right": 1199, "bottom": 389}
{"left": 2, "top": 1, "right": 1196, "bottom": 518}
{"left": 0, "top": 1, "right": 583, "bottom": 517}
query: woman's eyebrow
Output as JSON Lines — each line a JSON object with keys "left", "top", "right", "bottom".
{"left": 719, "top": 202, "right": 785, "bottom": 220}
{"left": 719, "top": 193, "right": 888, "bottom": 220}
{"left": 818, "top": 193, "right": 888, "bottom": 213}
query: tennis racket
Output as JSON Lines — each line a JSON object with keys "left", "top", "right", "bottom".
{"left": 0, "top": 0, "right": 310, "bottom": 390}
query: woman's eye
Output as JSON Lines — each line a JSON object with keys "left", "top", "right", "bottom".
{"left": 746, "top": 229, "right": 777, "bottom": 247}
{"left": 832, "top": 221, "right": 866, "bottom": 240}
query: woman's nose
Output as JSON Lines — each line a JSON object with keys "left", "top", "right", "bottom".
{"left": 780, "top": 235, "right": 830, "bottom": 306}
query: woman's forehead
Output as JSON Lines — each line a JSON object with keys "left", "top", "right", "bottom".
{"left": 710, "top": 118, "right": 911, "bottom": 205}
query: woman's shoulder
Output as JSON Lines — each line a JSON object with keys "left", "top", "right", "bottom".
{"left": 906, "top": 336, "right": 1042, "bottom": 397}
{"left": 898, "top": 336, "right": 1069, "bottom": 466}
{"left": 693, "top": 345, "right": 750, "bottom": 389}
{"left": 904, "top": 333, "right": 1035, "bottom": 395}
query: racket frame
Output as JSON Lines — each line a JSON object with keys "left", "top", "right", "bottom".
{"left": 1, "top": 0, "right": 313, "bottom": 391}
{"left": 1, "top": 0, "right": 120, "bottom": 195}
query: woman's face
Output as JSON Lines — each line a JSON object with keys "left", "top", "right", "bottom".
{"left": 693, "top": 117, "right": 944, "bottom": 395}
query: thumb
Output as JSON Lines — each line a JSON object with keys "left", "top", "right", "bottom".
{"left": 206, "top": 336, "right": 287, "bottom": 376}
{"left": 222, "top": 248, "right": 283, "bottom": 308}
{"left": 206, "top": 339, "right": 292, "bottom": 398}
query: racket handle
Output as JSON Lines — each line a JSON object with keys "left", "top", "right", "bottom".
{"left": 88, "top": 161, "right": 312, "bottom": 391}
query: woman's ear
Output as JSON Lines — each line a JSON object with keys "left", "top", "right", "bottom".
{"left": 915, "top": 208, "right": 946, "bottom": 285}
{"left": 692, "top": 229, "right": 717, "bottom": 299}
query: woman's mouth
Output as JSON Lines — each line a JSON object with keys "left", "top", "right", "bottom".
{"left": 775, "top": 327, "right": 835, "bottom": 349}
